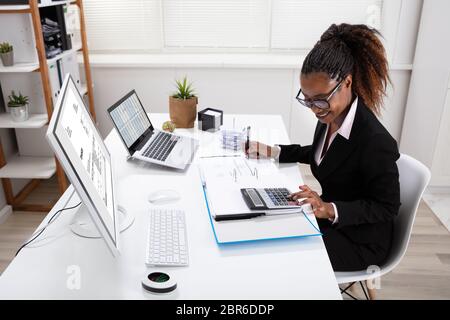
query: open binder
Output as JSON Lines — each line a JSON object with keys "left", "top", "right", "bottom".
{"left": 198, "top": 156, "right": 322, "bottom": 244}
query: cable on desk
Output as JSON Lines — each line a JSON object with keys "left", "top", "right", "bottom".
{"left": 15, "top": 202, "right": 82, "bottom": 257}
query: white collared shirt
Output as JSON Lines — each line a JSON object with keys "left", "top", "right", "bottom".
{"left": 314, "top": 96, "right": 358, "bottom": 165}
{"left": 273, "top": 96, "right": 359, "bottom": 225}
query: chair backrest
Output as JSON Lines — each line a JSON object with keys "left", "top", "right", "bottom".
{"left": 381, "top": 154, "right": 431, "bottom": 272}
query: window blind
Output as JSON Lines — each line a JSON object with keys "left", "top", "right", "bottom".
{"left": 162, "top": 0, "right": 270, "bottom": 48}
{"left": 83, "top": 0, "right": 162, "bottom": 52}
{"left": 271, "top": 0, "right": 383, "bottom": 50}
{"left": 82, "top": 0, "right": 383, "bottom": 52}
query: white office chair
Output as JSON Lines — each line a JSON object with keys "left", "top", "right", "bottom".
{"left": 335, "top": 154, "right": 431, "bottom": 300}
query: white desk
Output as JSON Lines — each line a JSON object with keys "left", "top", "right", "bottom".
{"left": 0, "top": 114, "right": 341, "bottom": 299}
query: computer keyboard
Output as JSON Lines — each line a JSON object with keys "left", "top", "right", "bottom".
{"left": 142, "top": 131, "right": 180, "bottom": 162}
{"left": 146, "top": 209, "right": 189, "bottom": 267}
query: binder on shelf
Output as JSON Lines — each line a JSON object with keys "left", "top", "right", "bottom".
{"left": 48, "top": 60, "right": 61, "bottom": 105}
{"left": 64, "top": 4, "right": 82, "bottom": 49}
{"left": 59, "top": 52, "right": 81, "bottom": 90}
{"left": 48, "top": 52, "right": 81, "bottom": 106}
{"left": 198, "top": 156, "right": 322, "bottom": 244}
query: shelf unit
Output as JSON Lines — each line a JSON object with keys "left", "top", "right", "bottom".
{"left": 0, "top": 0, "right": 96, "bottom": 212}
{"left": 0, "top": 113, "right": 48, "bottom": 128}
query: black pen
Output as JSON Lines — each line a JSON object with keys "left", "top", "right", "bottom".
{"left": 245, "top": 126, "right": 250, "bottom": 159}
{"left": 214, "top": 212, "right": 265, "bottom": 221}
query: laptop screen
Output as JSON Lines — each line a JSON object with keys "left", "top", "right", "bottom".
{"left": 108, "top": 90, "right": 153, "bottom": 153}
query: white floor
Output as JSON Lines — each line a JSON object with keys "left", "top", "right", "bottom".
{"left": 423, "top": 191, "right": 450, "bottom": 233}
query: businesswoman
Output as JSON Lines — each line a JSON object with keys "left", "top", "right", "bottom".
{"left": 246, "top": 23, "right": 400, "bottom": 272}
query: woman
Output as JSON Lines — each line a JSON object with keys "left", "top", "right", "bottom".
{"left": 246, "top": 23, "right": 400, "bottom": 272}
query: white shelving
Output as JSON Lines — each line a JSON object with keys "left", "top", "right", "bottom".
{"left": 0, "top": 154, "right": 55, "bottom": 179}
{"left": 47, "top": 42, "right": 82, "bottom": 65}
{"left": 0, "top": 0, "right": 94, "bottom": 209}
{"left": 0, "top": 43, "right": 82, "bottom": 74}
{"left": 39, "top": 0, "right": 76, "bottom": 8}
{"left": 0, "top": 113, "right": 48, "bottom": 128}
{"left": 0, "top": 5, "right": 30, "bottom": 11}
{"left": 0, "top": 62, "right": 39, "bottom": 73}
{"left": 0, "top": 1, "right": 76, "bottom": 11}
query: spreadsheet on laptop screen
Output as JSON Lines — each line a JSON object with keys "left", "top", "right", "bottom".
{"left": 109, "top": 93, "right": 151, "bottom": 147}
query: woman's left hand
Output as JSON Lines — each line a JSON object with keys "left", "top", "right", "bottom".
{"left": 289, "top": 185, "right": 335, "bottom": 220}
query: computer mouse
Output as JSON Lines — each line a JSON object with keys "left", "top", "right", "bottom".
{"left": 148, "top": 189, "right": 181, "bottom": 204}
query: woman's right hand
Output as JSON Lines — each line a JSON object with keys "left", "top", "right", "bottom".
{"left": 244, "top": 141, "right": 274, "bottom": 159}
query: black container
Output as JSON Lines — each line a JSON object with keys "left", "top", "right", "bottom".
{"left": 198, "top": 108, "right": 223, "bottom": 132}
{"left": 40, "top": 4, "right": 71, "bottom": 52}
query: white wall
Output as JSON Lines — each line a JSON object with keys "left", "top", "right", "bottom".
{"left": 430, "top": 86, "right": 450, "bottom": 187}
{"left": 90, "top": 63, "right": 411, "bottom": 148}
{"left": 91, "top": 66, "right": 294, "bottom": 137}
{"left": 400, "top": 0, "right": 450, "bottom": 187}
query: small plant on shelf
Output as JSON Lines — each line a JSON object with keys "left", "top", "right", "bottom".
{"left": 8, "top": 91, "right": 29, "bottom": 122}
{"left": 169, "top": 76, "right": 198, "bottom": 128}
{"left": 0, "top": 42, "right": 13, "bottom": 53}
{"left": 8, "top": 91, "right": 28, "bottom": 107}
{"left": 0, "top": 42, "right": 14, "bottom": 67}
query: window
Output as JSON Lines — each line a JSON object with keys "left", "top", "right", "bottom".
{"left": 163, "top": 0, "right": 270, "bottom": 49}
{"left": 271, "top": 0, "right": 382, "bottom": 50}
{"left": 83, "top": 0, "right": 162, "bottom": 52}
{"left": 83, "top": 0, "right": 383, "bottom": 53}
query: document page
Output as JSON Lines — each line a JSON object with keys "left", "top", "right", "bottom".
{"left": 61, "top": 89, "right": 110, "bottom": 211}
{"left": 199, "top": 156, "right": 297, "bottom": 216}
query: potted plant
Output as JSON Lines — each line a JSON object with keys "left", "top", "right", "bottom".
{"left": 169, "top": 76, "right": 198, "bottom": 128}
{"left": 8, "top": 91, "right": 29, "bottom": 122}
{"left": 0, "top": 42, "right": 14, "bottom": 67}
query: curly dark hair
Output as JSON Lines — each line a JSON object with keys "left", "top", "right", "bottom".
{"left": 301, "top": 23, "right": 390, "bottom": 115}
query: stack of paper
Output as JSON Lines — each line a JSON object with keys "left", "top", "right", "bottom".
{"left": 199, "top": 156, "right": 300, "bottom": 217}
{"left": 220, "top": 128, "right": 245, "bottom": 151}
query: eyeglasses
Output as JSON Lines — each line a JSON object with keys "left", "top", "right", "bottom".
{"left": 296, "top": 79, "right": 344, "bottom": 110}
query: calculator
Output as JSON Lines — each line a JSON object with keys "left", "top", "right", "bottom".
{"left": 240, "top": 188, "right": 299, "bottom": 210}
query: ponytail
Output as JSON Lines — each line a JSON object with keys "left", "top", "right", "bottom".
{"left": 301, "top": 23, "right": 390, "bottom": 115}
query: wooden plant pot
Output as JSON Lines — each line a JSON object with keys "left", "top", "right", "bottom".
{"left": 169, "top": 96, "right": 198, "bottom": 128}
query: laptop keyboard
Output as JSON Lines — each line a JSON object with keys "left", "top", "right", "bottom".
{"left": 142, "top": 131, "right": 180, "bottom": 162}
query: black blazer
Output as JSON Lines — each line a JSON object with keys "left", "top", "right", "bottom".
{"left": 279, "top": 99, "right": 400, "bottom": 248}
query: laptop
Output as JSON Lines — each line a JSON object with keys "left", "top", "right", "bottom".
{"left": 107, "top": 90, "right": 198, "bottom": 170}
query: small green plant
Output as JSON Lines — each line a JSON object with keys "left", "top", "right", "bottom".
{"left": 8, "top": 91, "right": 29, "bottom": 107}
{"left": 0, "top": 42, "right": 13, "bottom": 54}
{"left": 172, "top": 76, "right": 196, "bottom": 100}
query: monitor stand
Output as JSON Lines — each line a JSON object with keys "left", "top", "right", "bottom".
{"left": 70, "top": 204, "right": 135, "bottom": 238}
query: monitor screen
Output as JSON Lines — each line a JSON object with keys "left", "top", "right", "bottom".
{"left": 47, "top": 75, "right": 119, "bottom": 256}
{"left": 108, "top": 91, "right": 152, "bottom": 148}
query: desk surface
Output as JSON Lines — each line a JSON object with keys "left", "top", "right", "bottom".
{"left": 0, "top": 114, "right": 341, "bottom": 299}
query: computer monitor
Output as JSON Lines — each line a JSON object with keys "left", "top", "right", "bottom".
{"left": 46, "top": 75, "right": 120, "bottom": 256}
